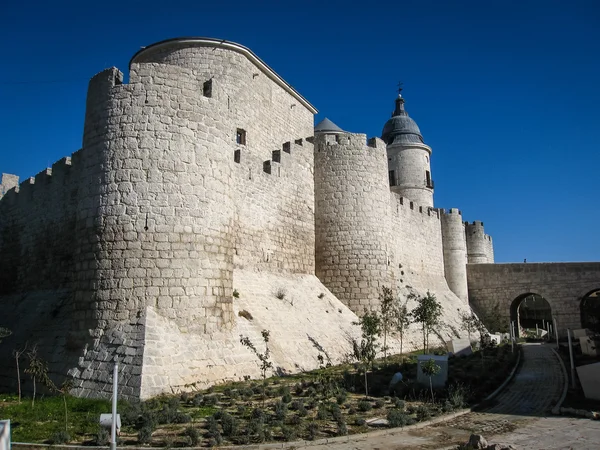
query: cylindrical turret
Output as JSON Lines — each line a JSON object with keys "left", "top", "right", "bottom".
{"left": 466, "top": 221, "right": 495, "bottom": 263}
{"left": 382, "top": 94, "right": 434, "bottom": 208}
{"left": 441, "top": 208, "right": 468, "bottom": 302}
{"left": 314, "top": 124, "right": 392, "bottom": 314}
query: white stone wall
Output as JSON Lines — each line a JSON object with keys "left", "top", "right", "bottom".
{"left": 388, "top": 194, "right": 445, "bottom": 279}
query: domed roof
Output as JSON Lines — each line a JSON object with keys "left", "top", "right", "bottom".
{"left": 315, "top": 117, "right": 344, "bottom": 133}
{"left": 381, "top": 96, "right": 424, "bottom": 145}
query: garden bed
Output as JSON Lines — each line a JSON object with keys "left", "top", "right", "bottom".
{"left": 1, "top": 345, "right": 518, "bottom": 447}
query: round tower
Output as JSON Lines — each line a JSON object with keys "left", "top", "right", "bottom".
{"left": 441, "top": 208, "right": 468, "bottom": 302}
{"left": 381, "top": 92, "right": 434, "bottom": 207}
{"left": 314, "top": 119, "right": 393, "bottom": 314}
{"left": 466, "top": 221, "right": 495, "bottom": 264}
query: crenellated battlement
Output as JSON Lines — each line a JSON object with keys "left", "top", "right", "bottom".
{"left": 442, "top": 208, "right": 462, "bottom": 216}
{"left": 314, "top": 131, "right": 387, "bottom": 151}
{"left": 0, "top": 151, "right": 81, "bottom": 208}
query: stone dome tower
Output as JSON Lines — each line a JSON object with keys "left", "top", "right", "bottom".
{"left": 382, "top": 92, "right": 434, "bottom": 207}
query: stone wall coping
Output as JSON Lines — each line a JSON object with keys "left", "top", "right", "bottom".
{"left": 129, "top": 37, "right": 318, "bottom": 114}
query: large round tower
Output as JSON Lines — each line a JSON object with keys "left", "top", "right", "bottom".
{"left": 440, "top": 208, "right": 469, "bottom": 302}
{"left": 382, "top": 93, "right": 434, "bottom": 207}
{"left": 314, "top": 119, "right": 393, "bottom": 314}
{"left": 466, "top": 221, "right": 495, "bottom": 264}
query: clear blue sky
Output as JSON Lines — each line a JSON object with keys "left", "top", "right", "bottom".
{"left": 0, "top": 0, "right": 598, "bottom": 263}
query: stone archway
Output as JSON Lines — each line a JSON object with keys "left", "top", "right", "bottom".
{"left": 510, "top": 293, "right": 552, "bottom": 338}
{"left": 580, "top": 289, "right": 600, "bottom": 333}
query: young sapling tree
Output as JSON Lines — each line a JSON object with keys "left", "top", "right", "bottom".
{"left": 393, "top": 295, "right": 412, "bottom": 359}
{"left": 240, "top": 330, "right": 273, "bottom": 404}
{"left": 350, "top": 310, "right": 381, "bottom": 397}
{"left": 378, "top": 286, "right": 395, "bottom": 366}
{"left": 421, "top": 358, "right": 441, "bottom": 402}
{"left": 12, "top": 342, "right": 28, "bottom": 402}
{"left": 411, "top": 291, "right": 442, "bottom": 354}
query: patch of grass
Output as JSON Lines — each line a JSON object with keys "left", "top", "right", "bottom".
{"left": 0, "top": 395, "right": 112, "bottom": 443}
{"left": 238, "top": 309, "right": 253, "bottom": 320}
{"left": 274, "top": 287, "right": 287, "bottom": 300}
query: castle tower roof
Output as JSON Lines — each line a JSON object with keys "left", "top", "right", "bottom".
{"left": 315, "top": 117, "right": 344, "bottom": 133}
{"left": 381, "top": 95, "right": 424, "bottom": 145}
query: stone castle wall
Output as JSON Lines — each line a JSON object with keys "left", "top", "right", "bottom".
{"left": 0, "top": 38, "right": 495, "bottom": 400}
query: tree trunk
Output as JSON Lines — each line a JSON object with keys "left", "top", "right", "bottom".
{"left": 364, "top": 370, "right": 369, "bottom": 397}
{"left": 32, "top": 376, "right": 36, "bottom": 408}
{"left": 63, "top": 394, "right": 68, "bottom": 432}
{"left": 429, "top": 376, "right": 434, "bottom": 402}
{"left": 422, "top": 326, "right": 427, "bottom": 354}
{"left": 383, "top": 328, "right": 388, "bottom": 366}
{"left": 400, "top": 333, "right": 403, "bottom": 360}
{"left": 16, "top": 355, "right": 21, "bottom": 403}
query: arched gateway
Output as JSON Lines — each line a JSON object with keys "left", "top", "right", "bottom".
{"left": 581, "top": 289, "right": 600, "bottom": 333}
{"left": 510, "top": 293, "right": 552, "bottom": 338}
{"left": 467, "top": 262, "right": 600, "bottom": 336}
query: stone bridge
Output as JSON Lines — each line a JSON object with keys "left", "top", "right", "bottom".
{"left": 467, "top": 262, "right": 600, "bottom": 336}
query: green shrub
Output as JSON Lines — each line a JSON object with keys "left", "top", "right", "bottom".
{"left": 394, "top": 398, "right": 405, "bottom": 410}
{"left": 416, "top": 405, "right": 431, "bottom": 421}
{"left": 354, "top": 417, "right": 366, "bottom": 426}
{"left": 306, "top": 422, "right": 319, "bottom": 440}
{"left": 94, "top": 427, "right": 110, "bottom": 446}
{"left": 248, "top": 417, "right": 266, "bottom": 442}
{"left": 331, "top": 403, "right": 342, "bottom": 421}
{"left": 252, "top": 407, "right": 265, "bottom": 421}
{"left": 282, "top": 393, "right": 293, "bottom": 403}
{"left": 173, "top": 412, "right": 192, "bottom": 423}
{"left": 204, "top": 394, "right": 218, "bottom": 406}
{"left": 316, "top": 403, "right": 328, "bottom": 420}
{"left": 336, "top": 391, "right": 348, "bottom": 405}
{"left": 357, "top": 400, "right": 372, "bottom": 412}
{"left": 138, "top": 425, "right": 153, "bottom": 444}
{"left": 336, "top": 418, "right": 348, "bottom": 436}
{"left": 192, "top": 393, "right": 203, "bottom": 406}
{"left": 387, "top": 409, "right": 410, "bottom": 427}
{"left": 288, "top": 414, "right": 302, "bottom": 425}
{"left": 221, "top": 412, "right": 238, "bottom": 437}
{"left": 274, "top": 401, "right": 287, "bottom": 421}
{"left": 281, "top": 425, "right": 296, "bottom": 442}
{"left": 50, "top": 430, "right": 70, "bottom": 445}
{"left": 184, "top": 427, "right": 201, "bottom": 446}
{"left": 374, "top": 399, "right": 385, "bottom": 409}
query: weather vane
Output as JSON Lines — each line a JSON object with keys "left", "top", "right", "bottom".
{"left": 397, "top": 81, "right": 403, "bottom": 95}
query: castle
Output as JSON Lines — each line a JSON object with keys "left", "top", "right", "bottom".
{"left": 0, "top": 37, "right": 496, "bottom": 400}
